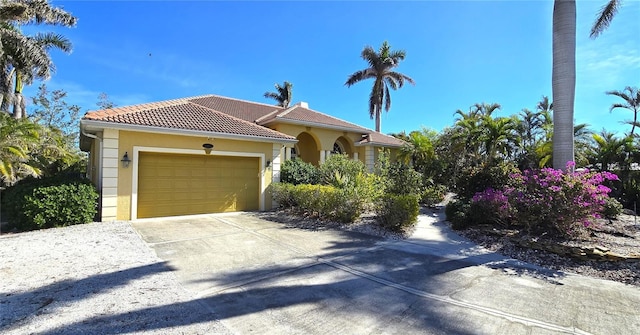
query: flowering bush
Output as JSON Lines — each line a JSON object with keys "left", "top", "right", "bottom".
{"left": 470, "top": 162, "right": 619, "bottom": 238}
{"left": 470, "top": 188, "right": 513, "bottom": 226}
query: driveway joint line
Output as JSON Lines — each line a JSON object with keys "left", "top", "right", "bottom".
{"left": 216, "top": 217, "right": 593, "bottom": 335}
{"left": 195, "top": 260, "right": 321, "bottom": 298}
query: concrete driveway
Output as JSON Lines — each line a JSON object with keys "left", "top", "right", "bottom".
{"left": 131, "top": 212, "right": 640, "bottom": 335}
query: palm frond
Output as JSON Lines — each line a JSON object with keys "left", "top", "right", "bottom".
{"left": 384, "top": 85, "right": 391, "bottom": 112}
{"left": 16, "top": 0, "right": 77, "bottom": 27}
{"left": 33, "top": 32, "right": 72, "bottom": 53}
{"left": 590, "top": 0, "right": 621, "bottom": 38}
{"left": 345, "top": 68, "right": 376, "bottom": 87}
{"left": 0, "top": 2, "right": 27, "bottom": 21}
{"left": 368, "top": 88, "right": 378, "bottom": 119}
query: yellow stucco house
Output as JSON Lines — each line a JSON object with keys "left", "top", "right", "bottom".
{"left": 80, "top": 94, "right": 405, "bottom": 221}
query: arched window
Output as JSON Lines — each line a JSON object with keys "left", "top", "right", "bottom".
{"left": 332, "top": 141, "right": 344, "bottom": 155}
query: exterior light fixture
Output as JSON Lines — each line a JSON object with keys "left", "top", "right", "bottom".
{"left": 121, "top": 152, "right": 131, "bottom": 168}
{"left": 202, "top": 143, "right": 214, "bottom": 154}
{"left": 266, "top": 160, "right": 272, "bottom": 168}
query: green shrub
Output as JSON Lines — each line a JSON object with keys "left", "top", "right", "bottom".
{"left": 354, "top": 172, "right": 385, "bottom": 210}
{"left": 421, "top": 184, "right": 447, "bottom": 206}
{"left": 3, "top": 174, "right": 98, "bottom": 230}
{"left": 382, "top": 162, "right": 424, "bottom": 196}
{"left": 445, "top": 200, "right": 471, "bottom": 230}
{"left": 601, "top": 196, "right": 623, "bottom": 219}
{"left": 377, "top": 194, "right": 420, "bottom": 232}
{"left": 280, "top": 159, "right": 319, "bottom": 185}
{"left": 318, "top": 154, "right": 365, "bottom": 189}
{"left": 270, "top": 183, "right": 362, "bottom": 223}
{"left": 455, "top": 162, "right": 518, "bottom": 201}
{"left": 271, "top": 183, "right": 298, "bottom": 208}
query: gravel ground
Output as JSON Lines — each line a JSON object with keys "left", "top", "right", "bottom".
{"left": 455, "top": 214, "right": 640, "bottom": 287}
{"left": 0, "top": 222, "right": 232, "bottom": 335}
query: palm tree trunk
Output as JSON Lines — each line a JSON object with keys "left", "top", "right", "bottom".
{"left": 552, "top": 0, "right": 576, "bottom": 170}
{"left": 375, "top": 105, "right": 381, "bottom": 132}
{"left": 12, "top": 71, "right": 24, "bottom": 119}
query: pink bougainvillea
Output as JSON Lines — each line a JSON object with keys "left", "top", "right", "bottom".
{"left": 471, "top": 162, "right": 618, "bottom": 238}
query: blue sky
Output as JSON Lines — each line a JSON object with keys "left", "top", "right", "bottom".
{"left": 23, "top": 0, "right": 640, "bottom": 137}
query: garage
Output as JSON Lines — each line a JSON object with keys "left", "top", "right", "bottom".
{"left": 136, "top": 152, "right": 260, "bottom": 219}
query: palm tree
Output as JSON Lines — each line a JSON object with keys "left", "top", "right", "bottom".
{"left": 0, "top": 0, "right": 76, "bottom": 117}
{"left": 345, "top": 41, "right": 414, "bottom": 132}
{"left": 588, "top": 130, "right": 631, "bottom": 171}
{"left": 552, "top": 0, "right": 627, "bottom": 170}
{"left": 263, "top": 81, "right": 293, "bottom": 108}
{"left": 606, "top": 86, "right": 640, "bottom": 137}
{"left": 480, "top": 116, "right": 519, "bottom": 164}
{"left": 590, "top": 0, "right": 623, "bottom": 38}
{"left": 2, "top": 32, "right": 72, "bottom": 118}
{"left": 552, "top": 0, "right": 577, "bottom": 170}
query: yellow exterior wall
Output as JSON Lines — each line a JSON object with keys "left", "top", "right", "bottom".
{"left": 272, "top": 123, "right": 368, "bottom": 164}
{"left": 115, "top": 130, "right": 276, "bottom": 220}
{"left": 271, "top": 122, "right": 399, "bottom": 167}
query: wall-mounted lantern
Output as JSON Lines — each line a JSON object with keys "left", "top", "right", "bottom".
{"left": 121, "top": 152, "right": 131, "bottom": 168}
{"left": 202, "top": 143, "right": 214, "bottom": 154}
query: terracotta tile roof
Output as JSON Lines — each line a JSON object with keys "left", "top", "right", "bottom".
{"left": 188, "top": 95, "right": 283, "bottom": 122}
{"left": 357, "top": 131, "right": 406, "bottom": 147}
{"left": 260, "top": 104, "right": 405, "bottom": 147}
{"left": 82, "top": 94, "right": 404, "bottom": 147}
{"left": 260, "top": 105, "right": 371, "bottom": 132}
{"left": 83, "top": 97, "right": 295, "bottom": 141}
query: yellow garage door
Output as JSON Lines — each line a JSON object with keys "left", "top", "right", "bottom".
{"left": 137, "top": 152, "right": 260, "bottom": 219}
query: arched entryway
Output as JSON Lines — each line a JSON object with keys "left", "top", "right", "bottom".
{"left": 332, "top": 136, "right": 354, "bottom": 157}
{"left": 296, "top": 132, "right": 320, "bottom": 166}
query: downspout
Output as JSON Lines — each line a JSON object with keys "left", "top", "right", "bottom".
{"left": 81, "top": 129, "right": 103, "bottom": 190}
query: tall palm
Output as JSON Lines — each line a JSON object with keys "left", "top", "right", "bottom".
{"left": 2, "top": 32, "right": 71, "bottom": 118}
{"left": 552, "top": 0, "right": 627, "bottom": 170}
{"left": 263, "top": 81, "right": 293, "bottom": 108}
{"left": 0, "top": 0, "right": 76, "bottom": 117}
{"left": 606, "top": 86, "right": 640, "bottom": 137}
{"left": 345, "top": 41, "right": 414, "bottom": 132}
{"left": 552, "top": 0, "right": 577, "bottom": 170}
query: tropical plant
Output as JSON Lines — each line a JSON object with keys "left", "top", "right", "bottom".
{"left": 264, "top": 81, "right": 293, "bottom": 108}
{"left": 0, "top": 0, "right": 76, "bottom": 118}
{"left": 606, "top": 86, "right": 640, "bottom": 137}
{"left": 0, "top": 112, "right": 40, "bottom": 186}
{"left": 587, "top": 130, "right": 631, "bottom": 171}
{"left": 396, "top": 127, "right": 436, "bottom": 170}
{"left": 345, "top": 41, "right": 414, "bottom": 132}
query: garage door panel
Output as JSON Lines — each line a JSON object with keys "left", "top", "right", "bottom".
{"left": 137, "top": 153, "right": 260, "bottom": 219}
